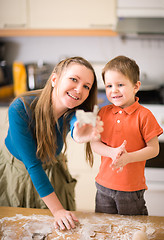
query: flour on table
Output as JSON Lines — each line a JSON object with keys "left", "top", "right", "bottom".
{"left": 0, "top": 214, "right": 54, "bottom": 240}
{"left": 0, "top": 213, "right": 161, "bottom": 240}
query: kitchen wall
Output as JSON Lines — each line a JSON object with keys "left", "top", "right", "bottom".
{"left": 1, "top": 35, "right": 164, "bottom": 85}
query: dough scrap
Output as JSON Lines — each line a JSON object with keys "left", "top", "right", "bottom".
{"left": 76, "top": 105, "right": 99, "bottom": 127}
{"left": 132, "top": 226, "right": 148, "bottom": 240}
{"left": 80, "top": 223, "right": 112, "bottom": 239}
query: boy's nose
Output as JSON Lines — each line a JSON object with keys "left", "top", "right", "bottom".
{"left": 112, "top": 86, "right": 118, "bottom": 92}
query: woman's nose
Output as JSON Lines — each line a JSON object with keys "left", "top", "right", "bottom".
{"left": 75, "top": 84, "right": 83, "bottom": 93}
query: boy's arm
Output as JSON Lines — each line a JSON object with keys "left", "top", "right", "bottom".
{"left": 91, "top": 140, "right": 126, "bottom": 161}
{"left": 111, "top": 136, "right": 159, "bottom": 170}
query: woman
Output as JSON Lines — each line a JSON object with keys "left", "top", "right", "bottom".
{"left": 0, "top": 56, "right": 103, "bottom": 230}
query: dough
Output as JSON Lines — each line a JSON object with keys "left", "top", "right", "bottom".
{"left": 80, "top": 224, "right": 111, "bottom": 239}
{"left": 132, "top": 226, "right": 148, "bottom": 240}
{"left": 76, "top": 105, "right": 99, "bottom": 127}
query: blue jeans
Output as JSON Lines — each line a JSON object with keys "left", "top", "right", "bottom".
{"left": 95, "top": 182, "right": 148, "bottom": 215}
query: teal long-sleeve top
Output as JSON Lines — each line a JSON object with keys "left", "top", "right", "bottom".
{"left": 5, "top": 96, "right": 76, "bottom": 198}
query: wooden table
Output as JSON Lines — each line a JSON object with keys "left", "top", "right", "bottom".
{"left": 0, "top": 207, "right": 164, "bottom": 239}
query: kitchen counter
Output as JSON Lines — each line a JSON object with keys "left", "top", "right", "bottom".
{"left": 0, "top": 96, "right": 13, "bottom": 107}
{"left": 0, "top": 207, "right": 164, "bottom": 239}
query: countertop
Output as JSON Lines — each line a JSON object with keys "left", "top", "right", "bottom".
{"left": 0, "top": 97, "right": 13, "bottom": 107}
{"left": 0, "top": 207, "right": 164, "bottom": 239}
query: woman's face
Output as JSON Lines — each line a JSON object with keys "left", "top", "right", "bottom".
{"left": 51, "top": 63, "right": 94, "bottom": 116}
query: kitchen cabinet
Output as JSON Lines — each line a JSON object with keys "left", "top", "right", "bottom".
{"left": 0, "top": 0, "right": 117, "bottom": 36}
{"left": 29, "top": 0, "right": 117, "bottom": 30}
{"left": 0, "top": 0, "right": 27, "bottom": 29}
{"left": 66, "top": 133, "right": 101, "bottom": 211}
{"left": 0, "top": 107, "right": 8, "bottom": 148}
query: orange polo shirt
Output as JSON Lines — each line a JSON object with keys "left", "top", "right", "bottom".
{"left": 96, "top": 99, "right": 163, "bottom": 192}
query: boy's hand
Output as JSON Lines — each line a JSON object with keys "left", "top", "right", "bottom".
{"left": 110, "top": 140, "right": 127, "bottom": 172}
{"left": 111, "top": 145, "right": 131, "bottom": 172}
{"left": 110, "top": 140, "right": 126, "bottom": 163}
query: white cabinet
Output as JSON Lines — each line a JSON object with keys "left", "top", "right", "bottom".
{"left": 29, "top": 0, "right": 117, "bottom": 29}
{"left": 66, "top": 133, "right": 101, "bottom": 211}
{"left": 145, "top": 168, "right": 164, "bottom": 216}
{"left": 0, "top": 0, "right": 27, "bottom": 29}
{"left": 0, "top": 107, "right": 8, "bottom": 148}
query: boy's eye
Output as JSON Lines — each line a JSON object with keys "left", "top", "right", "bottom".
{"left": 118, "top": 83, "right": 124, "bottom": 87}
{"left": 106, "top": 84, "right": 112, "bottom": 88}
{"left": 71, "top": 77, "right": 77, "bottom": 82}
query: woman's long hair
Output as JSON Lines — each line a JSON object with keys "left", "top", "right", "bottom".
{"left": 23, "top": 57, "right": 97, "bottom": 167}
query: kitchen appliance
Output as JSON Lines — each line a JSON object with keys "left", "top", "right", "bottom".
{"left": 26, "top": 62, "right": 53, "bottom": 90}
{"left": 116, "top": 0, "right": 164, "bottom": 35}
{"left": 0, "top": 42, "right": 12, "bottom": 87}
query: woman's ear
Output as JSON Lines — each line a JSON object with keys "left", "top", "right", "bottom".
{"left": 134, "top": 81, "right": 141, "bottom": 94}
{"left": 51, "top": 73, "right": 57, "bottom": 87}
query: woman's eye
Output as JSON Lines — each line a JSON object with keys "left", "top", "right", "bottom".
{"left": 84, "top": 85, "right": 90, "bottom": 90}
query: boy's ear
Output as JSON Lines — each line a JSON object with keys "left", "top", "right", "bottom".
{"left": 134, "top": 81, "right": 141, "bottom": 93}
{"left": 51, "top": 73, "right": 57, "bottom": 87}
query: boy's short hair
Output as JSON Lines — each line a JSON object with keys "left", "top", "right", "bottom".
{"left": 102, "top": 56, "right": 140, "bottom": 84}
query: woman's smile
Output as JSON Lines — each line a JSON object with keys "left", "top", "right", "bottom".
{"left": 67, "top": 91, "right": 80, "bottom": 100}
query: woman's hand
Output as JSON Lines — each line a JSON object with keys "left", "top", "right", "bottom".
{"left": 53, "top": 209, "right": 79, "bottom": 230}
{"left": 73, "top": 116, "right": 104, "bottom": 143}
{"left": 42, "top": 192, "right": 79, "bottom": 231}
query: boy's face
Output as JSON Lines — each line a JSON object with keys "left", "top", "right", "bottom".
{"left": 104, "top": 70, "right": 141, "bottom": 109}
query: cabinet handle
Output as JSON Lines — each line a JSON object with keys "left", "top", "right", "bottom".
{"left": 4, "top": 24, "right": 26, "bottom": 28}
{"left": 89, "top": 24, "right": 114, "bottom": 29}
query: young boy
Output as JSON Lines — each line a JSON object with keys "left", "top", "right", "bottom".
{"left": 91, "top": 56, "right": 163, "bottom": 215}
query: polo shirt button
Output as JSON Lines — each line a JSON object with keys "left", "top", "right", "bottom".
{"left": 119, "top": 110, "right": 122, "bottom": 114}
{"left": 117, "top": 120, "right": 120, "bottom": 123}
